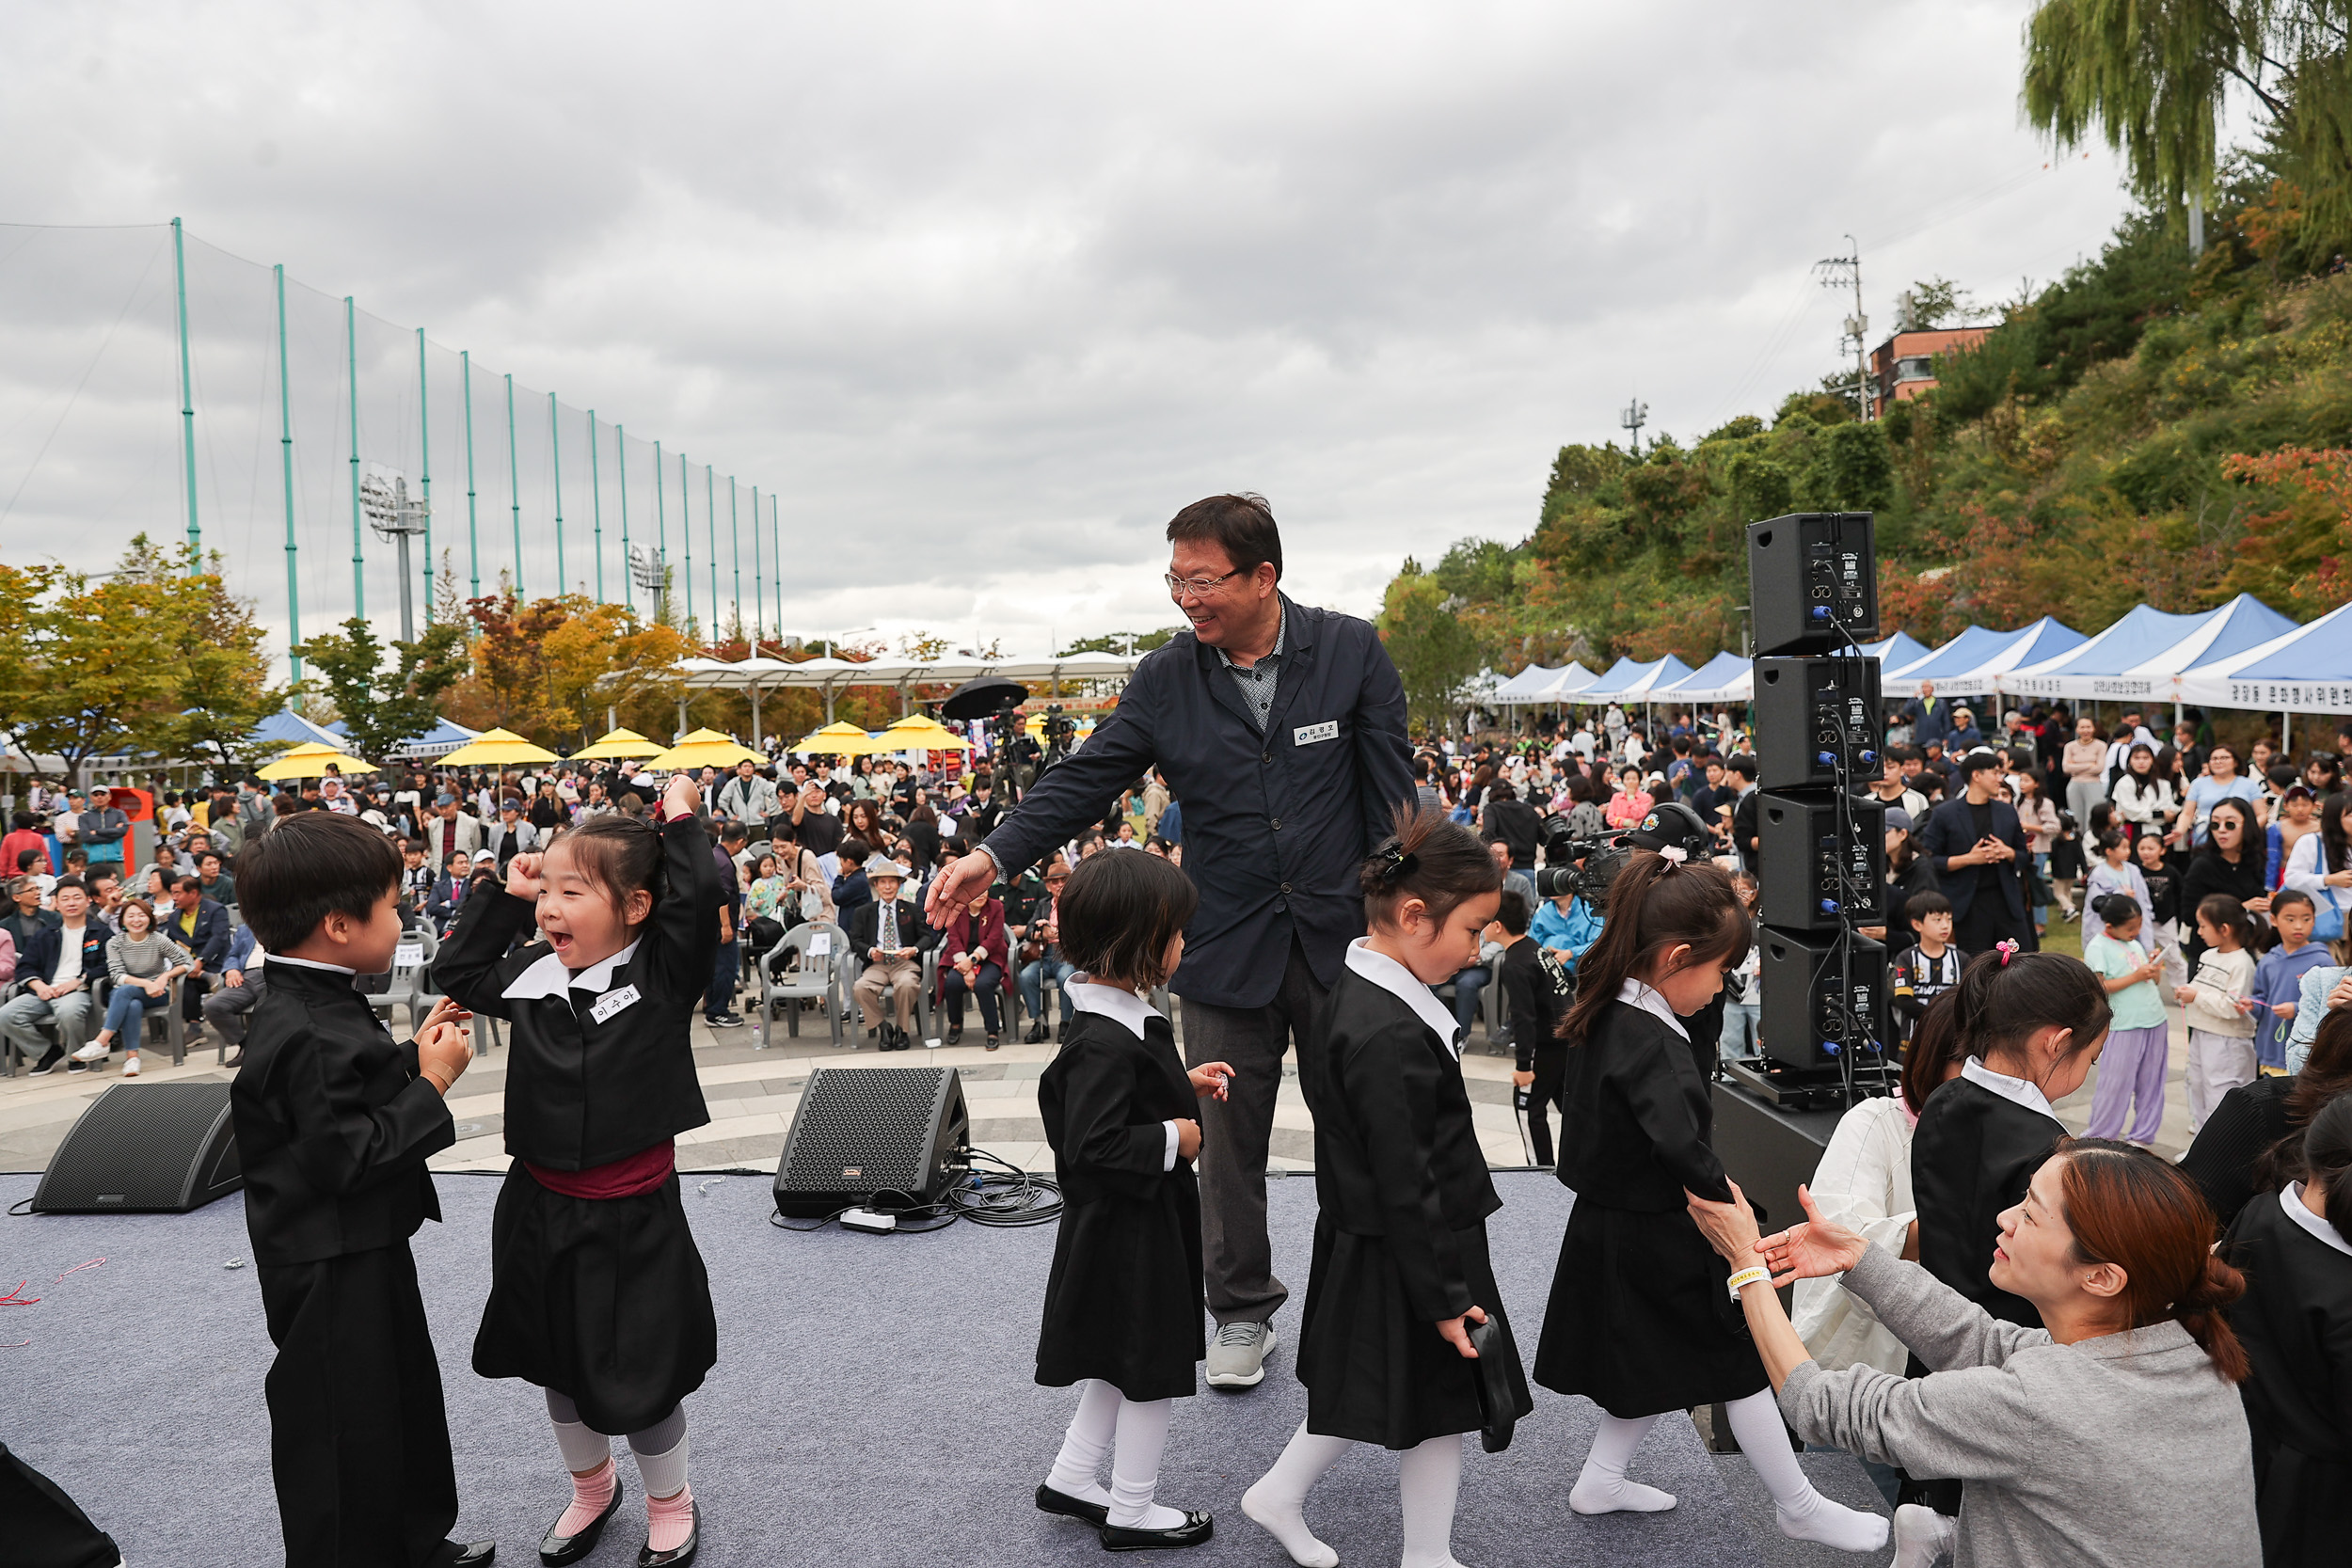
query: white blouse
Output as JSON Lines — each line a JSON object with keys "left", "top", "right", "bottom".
{"left": 1790, "top": 1095, "right": 1916, "bottom": 1375}
{"left": 2282, "top": 830, "right": 2352, "bottom": 915}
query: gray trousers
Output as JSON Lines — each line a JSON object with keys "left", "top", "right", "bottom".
{"left": 1, "top": 989, "right": 98, "bottom": 1061}
{"left": 203, "top": 974, "right": 266, "bottom": 1044}
{"left": 1179, "top": 936, "right": 1327, "bottom": 1326}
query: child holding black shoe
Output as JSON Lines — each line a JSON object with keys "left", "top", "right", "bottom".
{"left": 433, "top": 769, "right": 721, "bottom": 1568}
{"left": 230, "top": 811, "right": 493, "bottom": 1567}
{"left": 1034, "top": 847, "right": 1234, "bottom": 1551}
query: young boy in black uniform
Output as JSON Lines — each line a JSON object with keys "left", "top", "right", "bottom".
{"left": 1492, "top": 888, "right": 1568, "bottom": 1165}
{"left": 230, "top": 812, "right": 493, "bottom": 1568}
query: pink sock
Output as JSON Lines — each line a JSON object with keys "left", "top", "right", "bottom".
{"left": 646, "top": 1483, "right": 694, "bottom": 1553}
{"left": 556, "top": 1458, "right": 616, "bottom": 1537}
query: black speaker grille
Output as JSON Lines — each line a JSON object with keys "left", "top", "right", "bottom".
{"left": 34, "top": 1082, "right": 240, "bottom": 1212}
{"left": 779, "top": 1067, "right": 946, "bottom": 1196}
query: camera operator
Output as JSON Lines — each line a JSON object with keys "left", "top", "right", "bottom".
{"left": 924, "top": 493, "right": 1414, "bottom": 1392}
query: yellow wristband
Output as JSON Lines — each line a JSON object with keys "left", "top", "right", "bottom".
{"left": 1726, "top": 1266, "right": 1771, "bottom": 1295}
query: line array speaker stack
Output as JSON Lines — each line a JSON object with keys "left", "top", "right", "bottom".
{"left": 1741, "top": 513, "right": 1896, "bottom": 1106}
{"left": 773, "top": 1065, "right": 970, "bottom": 1218}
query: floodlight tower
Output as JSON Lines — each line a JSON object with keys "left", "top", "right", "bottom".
{"left": 362, "top": 469, "right": 431, "bottom": 643}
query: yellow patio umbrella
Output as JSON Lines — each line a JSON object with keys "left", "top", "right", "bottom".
{"left": 787, "top": 721, "right": 876, "bottom": 755}
{"left": 568, "top": 727, "right": 664, "bottom": 760}
{"left": 647, "top": 727, "right": 764, "bottom": 770}
{"left": 436, "top": 727, "right": 561, "bottom": 768}
{"left": 879, "top": 715, "right": 974, "bottom": 751}
{"left": 257, "top": 741, "right": 377, "bottom": 781}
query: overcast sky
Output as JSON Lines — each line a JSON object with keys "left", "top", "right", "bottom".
{"left": 0, "top": 2, "right": 2130, "bottom": 667}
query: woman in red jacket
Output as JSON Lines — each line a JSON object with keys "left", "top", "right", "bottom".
{"left": 937, "top": 884, "right": 1011, "bottom": 1047}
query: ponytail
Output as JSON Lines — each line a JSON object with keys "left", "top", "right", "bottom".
{"left": 2055, "top": 1137, "right": 2249, "bottom": 1385}
{"left": 2301, "top": 1094, "right": 2352, "bottom": 1246}
{"left": 1361, "top": 804, "right": 1501, "bottom": 929}
{"left": 1560, "top": 851, "right": 1750, "bottom": 1049}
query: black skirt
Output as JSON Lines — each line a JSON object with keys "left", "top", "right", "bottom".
{"left": 1534, "top": 1198, "right": 1767, "bottom": 1418}
{"left": 473, "top": 1165, "right": 718, "bottom": 1435}
{"left": 1035, "top": 1179, "right": 1205, "bottom": 1402}
{"left": 1295, "top": 1213, "right": 1534, "bottom": 1449}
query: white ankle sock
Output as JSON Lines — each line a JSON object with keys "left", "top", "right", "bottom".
{"left": 1398, "top": 1434, "right": 1465, "bottom": 1568}
{"left": 1892, "top": 1503, "right": 1957, "bottom": 1568}
{"left": 1570, "top": 1413, "right": 1677, "bottom": 1513}
{"left": 1723, "top": 1391, "right": 1888, "bottom": 1552}
{"left": 1241, "top": 1422, "right": 1347, "bottom": 1567}
{"left": 1046, "top": 1380, "right": 1120, "bottom": 1506}
{"left": 1104, "top": 1396, "right": 1180, "bottom": 1529}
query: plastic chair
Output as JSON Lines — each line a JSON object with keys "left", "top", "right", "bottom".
{"left": 369, "top": 930, "right": 436, "bottom": 1037}
{"left": 135, "top": 974, "right": 189, "bottom": 1067}
{"left": 756, "top": 922, "right": 846, "bottom": 1048}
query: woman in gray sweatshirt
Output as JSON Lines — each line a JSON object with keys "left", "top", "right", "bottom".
{"left": 76, "top": 897, "right": 193, "bottom": 1076}
{"left": 1689, "top": 1136, "right": 2258, "bottom": 1568}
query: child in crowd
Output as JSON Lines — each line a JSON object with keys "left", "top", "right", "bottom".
{"left": 2082, "top": 830, "right": 2153, "bottom": 942}
{"left": 2081, "top": 895, "right": 2169, "bottom": 1145}
{"left": 1032, "top": 849, "right": 1232, "bottom": 1551}
{"left": 433, "top": 771, "right": 720, "bottom": 1568}
{"left": 1889, "top": 891, "right": 1962, "bottom": 1046}
{"left": 229, "top": 812, "right": 491, "bottom": 1567}
{"left": 1534, "top": 849, "right": 1887, "bottom": 1552}
{"left": 2253, "top": 889, "right": 2328, "bottom": 1074}
{"left": 2177, "top": 893, "right": 2261, "bottom": 1133}
{"left": 2136, "top": 827, "right": 2187, "bottom": 985}
{"left": 2286, "top": 936, "right": 2352, "bottom": 1073}
{"left": 1243, "top": 808, "right": 1530, "bottom": 1568}
{"left": 1493, "top": 888, "right": 1566, "bottom": 1165}
{"left": 1719, "top": 871, "right": 1763, "bottom": 1063}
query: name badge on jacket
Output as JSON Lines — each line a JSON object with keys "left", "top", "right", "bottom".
{"left": 588, "top": 985, "right": 642, "bottom": 1024}
{"left": 1294, "top": 720, "right": 1339, "bottom": 747}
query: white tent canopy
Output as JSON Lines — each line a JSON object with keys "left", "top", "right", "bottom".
{"left": 2002, "top": 596, "right": 2296, "bottom": 703}
{"left": 1885, "top": 617, "right": 2087, "bottom": 701}
{"left": 1659, "top": 651, "right": 1753, "bottom": 705}
{"left": 2180, "top": 599, "right": 2352, "bottom": 715}
{"left": 1493, "top": 661, "right": 1598, "bottom": 705}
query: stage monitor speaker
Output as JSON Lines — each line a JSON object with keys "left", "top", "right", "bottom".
{"left": 29, "top": 1083, "right": 242, "bottom": 1214}
{"left": 1753, "top": 656, "right": 1883, "bottom": 791}
{"left": 773, "top": 1065, "right": 970, "bottom": 1219}
{"left": 1757, "top": 792, "right": 1888, "bottom": 931}
{"left": 1757, "top": 927, "right": 1890, "bottom": 1073}
{"left": 1747, "top": 513, "right": 1879, "bottom": 655}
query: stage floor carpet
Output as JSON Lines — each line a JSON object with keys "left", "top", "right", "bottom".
{"left": 2, "top": 1169, "right": 1884, "bottom": 1567}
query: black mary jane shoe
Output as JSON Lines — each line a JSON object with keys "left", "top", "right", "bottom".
{"left": 1100, "top": 1510, "right": 1213, "bottom": 1552}
{"left": 539, "top": 1478, "right": 622, "bottom": 1566}
{"left": 636, "top": 1500, "right": 700, "bottom": 1567}
{"left": 1035, "top": 1482, "right": 1109, "bottom": 1527}
{"left": 441, "top": 1541, "right": 498, "bottom": 1567}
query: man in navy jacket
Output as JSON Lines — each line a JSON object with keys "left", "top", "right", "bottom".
{"left": 926, "top": 493, "right": 1414, "bottom": 1387}
{"left": 1918, "top": 750, "right": 2033, "bottom": 956}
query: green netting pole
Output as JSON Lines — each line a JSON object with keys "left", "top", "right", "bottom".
{"left": 707, "top": 466, "right": 719, "bottom": 639}
{"left": 505, "top": 373, "right": 523, "bottom": 598}
{"left": 617, "top": 423, "right": 631, "bottom": 616}
{"left": 654, "top": 439, "right": 666, "bottom": 623}
{"left": 276, "top": 263, "right": 301, "bottom": 678}
{"left": 588, "top": 410, "right": 604, "bottom": 604}
{"left": 346, "top": 295, "right": 363, "bottom": 620}
{"left": 549, "top": 391, "right": 565, "bottom": 594}
{"left": 751, "top": 483, "right": 764, "bottom": 644}
{"left": 771, "top": 493, "right": 783, "bottom": 638}
{"left": 462, "top": 351, "right": 481, "bottom": 601}
{"left": 172, "top": 218, "right": 200, "bottom": 572}
{"left": 681, "top": 451, "right": 695, "bottom": 637}
{"left": 417, "top": 328, "right": 433, "bottom": 625}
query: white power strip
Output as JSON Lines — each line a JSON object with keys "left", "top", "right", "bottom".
{"left": 840, "top": 1207, "right": 899, "bottom": 1234}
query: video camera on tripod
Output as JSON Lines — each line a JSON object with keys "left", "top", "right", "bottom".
{"left": 1527, "top": 800, "right": 1717, "bottom": 911}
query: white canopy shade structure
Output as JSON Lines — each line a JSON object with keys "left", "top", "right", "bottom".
{"left": 1533, "top": 661, "right": 1600, "bottom": 702}
{"left": 667, "top": 649, "right": 1147, "bottom": 735}
{"left": 1883, "top": 617, "right": 2087, "bottom": 700}
{"left": 1491, "top": 665, "right": 1560, "bottom": 705}
{"left": 1658, "top": 651, "right": 1753, "bottom": 705}
{"left": 2180, "top": 598, "right": 2352, "bottom": 717}
{"left": 2000, "top": 596, "right": 2296, "bottom": 704}
{"left": 1492, "top": 661, "right": 1598, "bottom": 706}
{"left": 1581, "top": 654, "right": 1696, "bottom": 700}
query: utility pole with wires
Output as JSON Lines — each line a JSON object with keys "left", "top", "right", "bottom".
{"left": 1619, "top": 397, "right": 1648, "bottom": 457}
{"left": 1816, "top": 234, "right": 1871, "bottom": 420}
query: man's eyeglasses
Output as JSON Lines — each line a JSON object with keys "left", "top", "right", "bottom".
{"left": 1164, "top": 570, "right": 1239, "bottom": 599}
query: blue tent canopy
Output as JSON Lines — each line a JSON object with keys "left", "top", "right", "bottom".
{"left": 2003, "top": 597, "right": 2295, "bottom": 702}
{"left": 387, "top": 717, "right": 484, "bottom": 758}
{"left": 1581, "top": 654, "right": 1695, "bottom": 698}
{"left": 1886, "top": 618, "right": 2087, "bottom": 696}
{"left": 2182, "top": 599, "right": 2352, "bottom": 713}
{"left": 1658, "top": 651, "right": 1751, "bottom": 704}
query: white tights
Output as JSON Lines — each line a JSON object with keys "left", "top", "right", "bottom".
{"left": 1243, "top": 1420, "right": 1468, "bottom": 1568}
{"left": 1571, "top": 1394, "right": 1889, "bottom": 1551}
{"left": 1045, "top": 1380, "right": 1183, "bottom": 1530}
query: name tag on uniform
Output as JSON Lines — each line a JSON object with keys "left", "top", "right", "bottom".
{"left": 1294, "top": 720, "right": 1339, "bottom": 747}
{"left": 588, "top": 985, "right": 641, "bottom": 1024}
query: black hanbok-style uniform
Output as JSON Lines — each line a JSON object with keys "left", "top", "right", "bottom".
{"left": 1295, "top": 944, "right": 1533, "bottom": 1449}
{"left": 432, "top": 812, "right": 721, "bottom": 1436}
{"left": 2221, "top": 1184, "right": 2352, "bottom": 1567}
{"left": 1535, "top": 983, "right": 1765, "bottom": 1416}
{"left": 230, "top": 954, "right": 463, "bottom": 1567}
{"left": 1035, "top": 986, "right": 1205, "bottom": 1401}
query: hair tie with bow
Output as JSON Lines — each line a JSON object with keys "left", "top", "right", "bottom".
{"left": 1995, "top": 938, "right": 2020, "bottom": 966}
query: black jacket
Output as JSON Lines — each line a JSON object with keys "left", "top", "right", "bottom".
{"left": 162, "top": 896, "right": 231, "bottom": 971}
{"left": 1482, "top": 799, "right": 1542, "bottom": 870}
{"left": 432, "top": 814, "right": 718, "bottom": 1169}
{"left": 230, "top": 960, "right": 454, "bottom": 1266}
{"left": 980, "top": 594, "right": 1416, "bottom": 1008}
{"left": 1557, "top": 1000, "right": 1731, "bottom": 1212}
{"left": 845, "top": 895, "right": 937, "bottom": 962}
{"left": 15, "top": 918, "right": 114, "bottom": 990}
{"left": 1497, "top": 939, "right": 1560, "bottom": 1069}
{"left": 1919, "top": 794, "right": 2030, "bottom": 923}
{"left": 1912, "top": 1075, "right": 2063, "bottom": 1329}
{"left": 1307, "top": 968, "right": 1501, "bottom": 1321}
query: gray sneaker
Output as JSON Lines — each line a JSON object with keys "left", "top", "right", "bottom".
{"left": 1205, "top": 1320, "right": 1277, "bottom": 1389}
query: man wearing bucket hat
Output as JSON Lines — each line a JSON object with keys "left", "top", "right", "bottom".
{"left": 848, "top": 853, "right": 935, "bottom": 1049}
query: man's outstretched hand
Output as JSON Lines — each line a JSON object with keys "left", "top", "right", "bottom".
{"left": 924, "top": 849, "right": 995, "bottom": 924}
